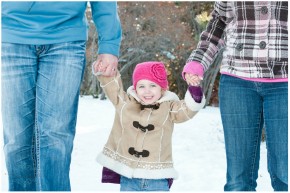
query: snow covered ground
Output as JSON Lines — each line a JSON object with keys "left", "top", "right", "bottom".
{"left": 1, "top": 96, "right": 272, "bottom": 191}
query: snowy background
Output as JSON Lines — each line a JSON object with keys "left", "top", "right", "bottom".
{"left": 1, "top": 96, "right": 272, "bottom": 191}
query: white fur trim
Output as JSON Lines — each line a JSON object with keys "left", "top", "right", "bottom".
{"left": 184, "top": 90, "right": 206, "bottom": 111}
{"left": 156, "top": 90, "right": 180, "bottom": 103}
{"left": 133, "top": 167, "right": 178, "bottom": 179}
{"left": 96, "top": 153, "right": 179, "bottom": 179}
{"left": 127, "top": 86, "right": 141, "bottom": 102}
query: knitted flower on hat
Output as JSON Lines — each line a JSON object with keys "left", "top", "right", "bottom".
{"left": 150, "top": 63, "right": 167, "bottom": 82}
{"left": 133, "top": 61, "right": 169, "bottom": 89}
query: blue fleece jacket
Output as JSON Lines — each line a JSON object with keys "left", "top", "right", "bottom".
{"left": 1, "top": 1, "right": 122, "bottom": 57}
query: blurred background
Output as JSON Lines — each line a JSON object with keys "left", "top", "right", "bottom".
{"left": 81, "top": 2, "right": 222, "bottom": 107}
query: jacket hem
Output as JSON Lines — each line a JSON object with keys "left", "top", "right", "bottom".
{"left": 96, "top": 153, "right": 179, "bottom": 180}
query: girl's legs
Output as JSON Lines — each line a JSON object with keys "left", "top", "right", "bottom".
{"left": 120, "top": 176, "right": 170, "bottom": 191}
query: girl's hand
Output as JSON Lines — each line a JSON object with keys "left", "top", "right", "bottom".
{"left": 185, "top": 73, "right": 203, "bottom": 86}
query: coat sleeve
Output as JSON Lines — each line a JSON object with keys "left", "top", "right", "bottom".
{"left": 187, "top": 1, "right": 234, "bottom": 71}
{"left": 169, "top": 90, "right": 206, "bottom": 123}
{"left": 96, "top": 71, "right": 129, "bottom": 106}
{"left": 90, "top": 2, "right": 122, "bottom": 57}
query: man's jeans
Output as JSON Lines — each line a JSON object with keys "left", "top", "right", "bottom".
{"left": 219, "top": 74, "right": 288, "bottom": 191}
{"left": 1, "top": 41, "right": 86, "bottom": 191}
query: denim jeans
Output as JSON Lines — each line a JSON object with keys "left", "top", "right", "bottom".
{"left": 1, "top": 41, "right": 86, "bottom": 191}
{"left": 219, "top": 74, "right": 288, "bottom": 191}
{"left": 120, "top": 176, "right": 170, "bottom": 191}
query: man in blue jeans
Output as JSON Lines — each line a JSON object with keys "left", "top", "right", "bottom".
{"left": 1, "top": 2, "right": 122, "bottom": 191}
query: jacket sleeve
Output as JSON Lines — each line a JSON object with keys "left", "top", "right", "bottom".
{"left": 187, "top": 1, "right": 234, "bottom": 71}
{"left": 169, "top": 90, "right": 206, "bottom": 123}
{"left": 90, "top": 2, "right": 122, "bottom": 57}
{"left": 96, "top": 71, "right": 128, "bottom": 106}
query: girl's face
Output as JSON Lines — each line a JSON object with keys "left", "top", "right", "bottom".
{"left": 135, "top": 79, "right": 163, "bottom": 105}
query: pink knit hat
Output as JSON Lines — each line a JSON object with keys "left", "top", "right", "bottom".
{"left": 133, "top": 61, "right": 168, "bottom": 90}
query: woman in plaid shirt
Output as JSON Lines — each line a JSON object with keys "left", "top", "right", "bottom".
{"left": 183, "top": 1, "right": 288, "bottom": 191}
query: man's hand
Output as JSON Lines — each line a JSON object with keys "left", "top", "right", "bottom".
{"left": 92, "top": 54, "right": 118, "bottom": 76}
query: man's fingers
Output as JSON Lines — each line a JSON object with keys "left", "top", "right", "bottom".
{"left": 101, "top": 66, "right": 117, "bottom": 76}
{"left": 92, "top": 60, "right": 102, "bottom": 75}
{"left": 92, "top": 54, "right": 118, "bottom": 76}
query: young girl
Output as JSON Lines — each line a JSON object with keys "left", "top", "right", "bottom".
{"left": 94, "top": 61, "right": 205, "bottom": 191}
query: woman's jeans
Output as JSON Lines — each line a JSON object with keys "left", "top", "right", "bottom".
{"left": 120, "top": 176, "right": 170, "bottom": 191}
{"left": 219, "top": 74, "right": 288, "bottom": 191}
{"left": 1, "top": 41, "right": 86, "bottom": 191}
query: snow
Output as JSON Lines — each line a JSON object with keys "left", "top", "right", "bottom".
{"left": 1, "top": 96, "right": 272, "bottom": 191}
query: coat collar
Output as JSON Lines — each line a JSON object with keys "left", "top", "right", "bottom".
{"left": 127, "top": 86, "right": 180, "bottom": 104}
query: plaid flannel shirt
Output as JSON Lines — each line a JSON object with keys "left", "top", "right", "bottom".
{"left": 187, "top": 1, "right": 288, "bottom": 79}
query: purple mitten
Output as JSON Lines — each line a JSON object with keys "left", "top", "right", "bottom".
{"left": 101, "top": 167, "right": 120, "bottom": 184}
{"left": 188, "top": 85, "right": 203, "bottom": 103}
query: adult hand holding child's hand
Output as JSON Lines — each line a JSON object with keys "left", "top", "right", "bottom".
{"left": 92, "top": 54, "right": 118, "bottom": 76}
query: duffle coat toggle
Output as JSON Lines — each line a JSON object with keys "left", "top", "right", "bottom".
{"left": 128, "top": 147, "right": 150, "bottom": 158}
{"left": 140, "top": 104, "right": 159, "bottom": 110}
{"left": 133, "top": 121, "right": 155, "bottom": 132}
